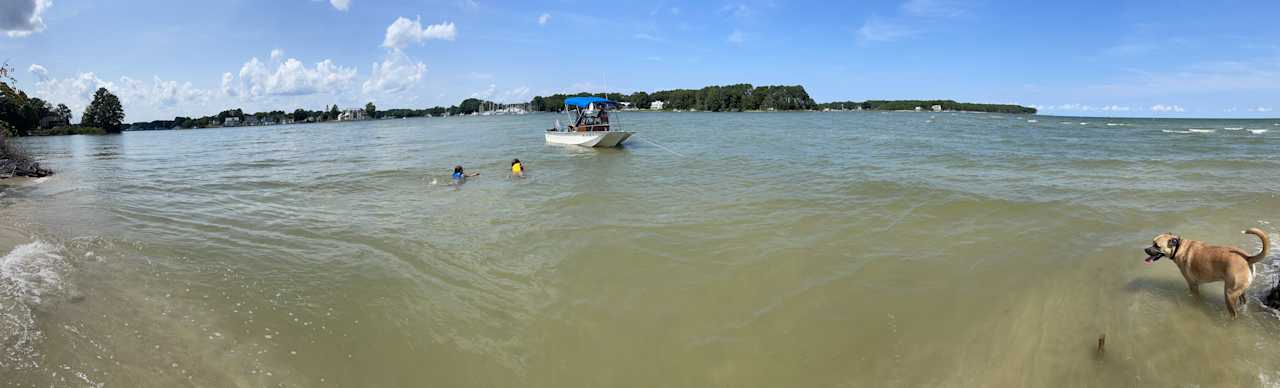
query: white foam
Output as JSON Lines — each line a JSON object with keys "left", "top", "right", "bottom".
{"left": 1249, "top": 129, "right": 1268, "bottom": 135}
{"left": 1106, "top": 123, "right": 1122, "bottom": 126}
{"left": 1162, "top": 129, "right": 1193, "bottom": 134}
{"left": 1026, "top": 119, "right": 1038, "bottom": 123}
{"left": 1224, "top": 127, "right": 1244, "bottom": 130}
{"left": 1187, "top": 128, "right": 1215, "bottom": 133}
{"left": 0, "top": 241, "right": 68, "bottom": 369}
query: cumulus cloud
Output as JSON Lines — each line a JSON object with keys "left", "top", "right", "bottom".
{"left": 220, "top": 72, "right": 237, "bottom": 97}
{"left": 362, "top": 49, "right": 426, "bottom": 94}
{"left": 270, "top": 49, "right": 284, "bottom": 62}
{"left": 230, "top": 54, "right": 358, "bottom": 97}
{"left": 1, "top": 0, "right": 51, "bottom": 37}
{"left": 1150, "top": 104, "right": 1185, "bottom": 113}
{"left": 470, "top": 83, "right": 496, "bottom": 99}
{"left": 27, "top": 63, "right": 48, "bottom": 81}
{"left": 857, "top": 19, "right": 917, "bottom": 43}
{"left": 1101, "top": 105, "right": 1130, "bottom": 112}
{"left": 382, "top": 16, "right": 456, "bottom": 49}
{"left": 537, "top": 13, "right": 550, "bottom": 26}
{"left": 27, "top": 70, "right": 212, "bottom": 120}
{"left": 329, "top": 0, "right": 350, "bottom": 11}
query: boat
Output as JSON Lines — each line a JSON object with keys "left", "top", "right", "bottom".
{"left": 545, "top": 97, "right": 634, "bottom": 147}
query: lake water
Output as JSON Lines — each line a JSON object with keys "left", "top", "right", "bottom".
{"left": 3, "top": 112, "right": 1280, "bottom": 386}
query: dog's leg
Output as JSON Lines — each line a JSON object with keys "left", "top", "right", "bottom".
{"left": 1225, "top": 290, "right": 1240, "bottom": 319}
{"left": 1187, "top": 280, "right": 1201, "bottom": 299}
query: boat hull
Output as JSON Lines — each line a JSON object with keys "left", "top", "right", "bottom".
{"left": 544, "top": 131, "right": 633, "bottom": 147}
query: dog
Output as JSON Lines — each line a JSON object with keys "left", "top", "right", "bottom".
{"left": 1144, "top": 228, "right": 1270, "bottom": 318}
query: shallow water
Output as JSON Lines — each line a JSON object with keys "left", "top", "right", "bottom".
{"left": 3, "top": 112, "right": 1280, "bottom": 386}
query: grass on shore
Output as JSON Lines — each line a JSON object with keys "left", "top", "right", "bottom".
{"left": 28, "top": 126, "right": 106, "bottom": 136}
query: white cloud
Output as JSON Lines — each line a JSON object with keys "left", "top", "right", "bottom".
{"left": 1249, "top": 107, "right": 1273, "bottom": 112}
{"left": 382, "top": 16, "right": 456, "bottom": 49}
{"left": 116, "top": 76, "right": 213, "bottom": 107}
{"left": 29, "top": 72, "right": 112, "bottom": 118}
{"left": 28, "top": 71, "right": 211, "bottom": 120}
{"left": 1, "top": 0, "right": 51, "bottom": 37}
{"left": 857, "top": 19, "right": 917, "bottom": 43}
{"left": 537, "top": 13, "right": 550, "bottom": 26}
{"left": 470, "top": 83, "right": 496, "bottom": 99}
{"left": 727, "top": 30, "right": 746, "bottom": 45}
{"left": 1101, "top": 105, "right": 1130, "bottom": 111}
{"left": 220, "top": 72, "right": 237, "bottom": 97}
{"left": 231, "top": 54, "right": 358, "bottom": 97}
{"left": 719, "top": 3, "right": 752, "bottom": 18}
{"left": 496, "top": 86, "right": 530, "bottom": 103}
{"left": 1150, "top": 104, "right": 1185, "bottom": 113}
{"left": 270, "top": 49, "right": 284, "bottom": 62}
{"left": 329, "top": 0, "right": 350, "bottom": 11}
{"left": 27, "top": 63, "right": 48, "bottom": 81}
{"left": 362, "top": 49, "right": 426, "bottom": 94}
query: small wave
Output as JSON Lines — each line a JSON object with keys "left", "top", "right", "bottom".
{"left": 1187, "top": 128, "right": 1215, "bottom": 133}
{"left": 1026, "top": 119, "right": 1038, "bottom": 123}
{"left": 1105, "top": 123, "right": 1125, "bottom": 126}
{"left": 1249, "top": 129, "right": 1268, "bottom": 135}
{"left": 1, "top": 241, "right": 70, "bottom": 370}
{"left": 1079, "top": 122, "right": 1089, "bottom": 125}
{"left": 1162, "top": 129, "right": 1193, "bottom": 134}
{"left": 1224, "top": 127, "right": 1244, "bottom": 130}
{"left": 1059, "top": 121, "right": 1072, "bottom": 125}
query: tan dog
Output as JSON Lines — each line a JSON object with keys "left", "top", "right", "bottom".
{"left": 1144, "top": 228, "right": 1270, "bottom": 318}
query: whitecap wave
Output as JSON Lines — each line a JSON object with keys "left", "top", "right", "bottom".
{"left": 1224, "top": 127, "right": 1244, "bottom": 130}
{"left": 1187, "top": 128, "right": 1215, "bottom": 133}
{"left": 1, "top": 241, "right": 69, "bottom": 370}
{"left": 1249, "top": 129, "right": 1268, "bottom": 135}
{"left": 1162, "top": 129, "right": 1193, "bottom": 134}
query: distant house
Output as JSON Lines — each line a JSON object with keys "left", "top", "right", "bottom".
{"left": 913, "top": 106, "right": 923, "bottom": 112}
{"left": 337, "top": 109, "right": 367, "bottom": 121}
{"left": 39, "top": 116, "right": 69, "bottom": 129}
{"left": 224, "top": 116, "right": 242, "bottom": 127}
{"left": 244, "top": 116, "right": 260, "bottom": 126}
{"left": 650, "top": 100, "right": 665, "bottom": 110}
{"left": 931, "top": 105, "right": 943, "bottom": 112}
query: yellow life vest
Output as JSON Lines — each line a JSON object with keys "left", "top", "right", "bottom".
{"left": 512, "top": 163, "right": 523, "bottom": 174}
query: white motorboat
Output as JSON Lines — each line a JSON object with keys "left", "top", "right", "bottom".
{"left": 545, "top": 97, "right": 633, "bottom": 147}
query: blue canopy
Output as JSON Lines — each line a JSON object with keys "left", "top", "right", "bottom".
{"left": 564, "top": 96, "right": 618, "bottom": 108}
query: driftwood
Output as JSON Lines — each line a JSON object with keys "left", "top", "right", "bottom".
{"left": 0, "top": 158, "right": 51, "bottom": 178}
{"left": 0, "top": 135, "right": 52, "bottom": 178}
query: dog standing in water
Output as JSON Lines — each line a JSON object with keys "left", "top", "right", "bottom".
{"left": 1144, "top": 228, "right": 1270, "bottom": 318}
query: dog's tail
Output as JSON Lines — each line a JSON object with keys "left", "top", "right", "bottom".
{"left": 1242, "top": 228, "right": 1270, "bottom": 265}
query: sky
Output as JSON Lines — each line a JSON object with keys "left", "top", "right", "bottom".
{"left": 2, "top": 0, "right": 1279, "bottom": 121}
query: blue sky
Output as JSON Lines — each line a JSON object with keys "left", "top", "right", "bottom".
{"left": 3, "top": 0, "right": 1279, "bottom": 121}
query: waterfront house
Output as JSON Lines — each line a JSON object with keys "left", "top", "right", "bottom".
{"left": 650, "top": 101, "right": 665, "bottom": 110}
{"left": 931, "top": 105, "right": 943, "bottom": 112}
{"left": 223, "top": 116, "right": 241, "bottom": 127}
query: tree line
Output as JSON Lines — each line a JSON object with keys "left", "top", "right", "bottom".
{"left": 1, "top": 63, "right": 121, "bottom": 136}
{"left": 530, "top": 84, "right": 818, "bottom": 112}
{"left": 818, "top": 100, "right": 1037, "bottom": 114}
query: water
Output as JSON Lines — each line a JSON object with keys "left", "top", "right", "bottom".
{"left": 2, "top": 112, "right": 1280, "bottom": 386}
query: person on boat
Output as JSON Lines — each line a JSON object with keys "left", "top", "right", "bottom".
{"left": 452, "top": 165, "right": 478, "bottom": 182}
{"left": 598, "top": 110, "right": 609, "bottom": 131}
{"left": 511, "top": 159, "right": 525, "bottom": 177}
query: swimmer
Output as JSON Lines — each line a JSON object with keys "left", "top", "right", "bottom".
{"left": 511, "top": 159, "right": 525, "bottom": 177}
{"left": 452, "top": 165, "right": 479, "bottom": 182}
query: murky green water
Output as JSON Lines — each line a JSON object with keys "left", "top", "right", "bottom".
{"left": 3, "top": 112, "right": 1280, "bottom": 387}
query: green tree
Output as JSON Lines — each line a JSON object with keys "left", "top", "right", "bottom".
{"left": 82, "top": 87, "right": 126, "bottom": 133}
{"left": 54, "top": 103, "right": 72, "bottom": 125}
{"left": 364, "top": 102, "right": 376, "bottom": 119}
{"left": 327, "top": 105, "right": 339, "bottom": 121}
